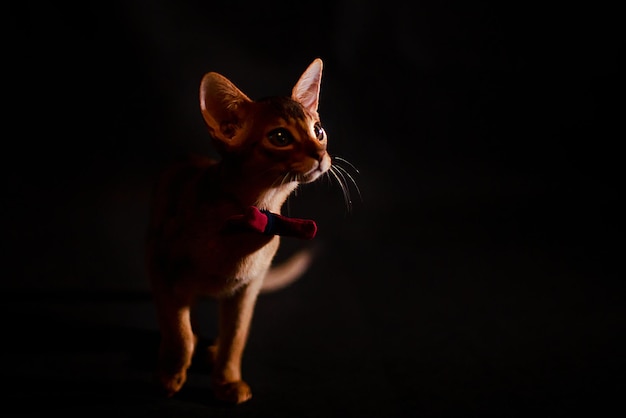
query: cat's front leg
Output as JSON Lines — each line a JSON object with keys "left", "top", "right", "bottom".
{"left": 153, "top": 289, "right": 196, "bottom": 397}
{"left": 211, "top": 278, "right": 264, "bottom": 404}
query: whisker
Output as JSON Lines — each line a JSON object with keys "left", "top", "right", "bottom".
{"left": 334, "top": 163, "right": 363, "bottom": 203}
{"left": 324, "top": 170, "right": 334, "bottom": 187}
{"left": 261, "top": 172, "right": 293, "bottom": 209}
{"left": 332, "top": 166, "right": 352, "bottom": 203}
{"left": 268, "top": 172, "right": 288, "bottom": 189}
{"left": 322, "top": 171, "right": 332, "bottom": 188}
{"left": 277, "top": 172, "right": 298, "bottom": 215}
{"left": 283, "top": 172, "right": 294, "bottom": 186}
{"left": 329, "top": 166, "right": 352, "bottom": 213}
{"left": 333, "top": 156, "right": 360, "bottom": 174}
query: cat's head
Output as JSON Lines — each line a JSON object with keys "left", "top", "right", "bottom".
{"left": 199, "top": 59, "right": 331, "bottom": 185}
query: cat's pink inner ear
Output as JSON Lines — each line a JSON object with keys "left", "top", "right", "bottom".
{"left": 292, "top": 58, "right": 323, "bottom": 114}
{"left": 199, "top": 72, "right": 252, "bottom": 142}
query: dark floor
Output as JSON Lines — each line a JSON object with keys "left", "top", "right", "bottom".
{"left": 4, "top": 1, "right": 624, "bottom": 417}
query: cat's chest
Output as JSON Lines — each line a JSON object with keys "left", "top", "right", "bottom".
{"left": 161, "top": 203, "right": 279, "bottom": 292}
{"left": 150, "top": 161, "right": 283, "bottom": 293}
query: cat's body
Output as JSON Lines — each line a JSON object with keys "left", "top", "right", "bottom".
{"left": 145, "top": 59, "right": 330, "bottom": 403}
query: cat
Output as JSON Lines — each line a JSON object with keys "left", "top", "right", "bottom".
{"left": 145, "top": 58, "right": 332, "bottom": 404}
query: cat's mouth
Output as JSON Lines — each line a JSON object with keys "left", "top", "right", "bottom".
{"left": 297, "top": 158, "right": 330, "bottom": 184}
{"left": 298, "top": 169, "right": 323, "bottom": 184}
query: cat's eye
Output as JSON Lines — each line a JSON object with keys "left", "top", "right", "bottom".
{"left": 267, "top": 128, "right": 294, "bottom": 147}
{"left": 314, "top": 122, "right": 325, "bottom": 141}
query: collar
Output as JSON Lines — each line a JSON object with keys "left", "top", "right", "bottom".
{"left": 226, "top": 206, "right": 317, "bottom": 240}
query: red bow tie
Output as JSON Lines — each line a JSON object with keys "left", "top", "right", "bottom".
{"left": 226, "top": 206, "right": 317, "bottom": 240}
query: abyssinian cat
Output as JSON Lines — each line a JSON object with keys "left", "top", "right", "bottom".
{"left": 145, "top": 58, "right": 337, "bottom": 404}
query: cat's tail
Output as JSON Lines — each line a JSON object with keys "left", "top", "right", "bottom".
{"left": 260, "top": 247, "right": 317, "bottom": 293}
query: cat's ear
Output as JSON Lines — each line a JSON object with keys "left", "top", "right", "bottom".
{"left": 292, "top": 58, "right": 323, "bottom": 115}
{"left": 199, "top": 72, "right": 252, "bottom": 146}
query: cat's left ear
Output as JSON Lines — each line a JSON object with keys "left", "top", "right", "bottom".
{"left": 199, "top": 72, "right": 253, "bottom": 148}
{"left": 292, "top": 58, "right": 323, "bottom": 115}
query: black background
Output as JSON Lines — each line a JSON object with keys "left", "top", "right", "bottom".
{"left": 4, "top": 1, "right": 624, "bottom": 416}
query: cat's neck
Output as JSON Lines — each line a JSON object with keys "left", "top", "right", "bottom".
{"left": 214, "top": 158, "right": 298, "bottom": 213}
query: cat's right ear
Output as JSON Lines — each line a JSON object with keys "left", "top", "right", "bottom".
{"left": 292, "top": 58, "right": 323, "bottom": 116}
{"left": 199, "top": 72, "right": 252, "bottom": 147}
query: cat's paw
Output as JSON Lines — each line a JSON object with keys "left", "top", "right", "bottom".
{"left": 213, "top": 380, "right": 252, "bottom": 404}
{"left": 157, "top": 335, "right": 196, "bottom": 396}
{"left": 158, "top": 371, "right": 188, "bottom": 397}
